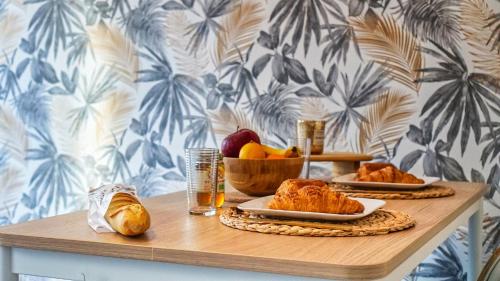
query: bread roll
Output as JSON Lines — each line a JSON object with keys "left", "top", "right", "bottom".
{"left": 104, "top": 193, "right": 150, "bottom": 236}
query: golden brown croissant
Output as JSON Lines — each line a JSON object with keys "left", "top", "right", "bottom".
{"left": 358, "top": 163, "right": 395, "bottom": 178}
{"left": 358, "top": 165, "right": 424, "bottom": 184}
{"left": 268, "top": 179, "right": 364, "bottom": 214}
{"left": 105, "top": 193, "right": 151, "bottom": 236}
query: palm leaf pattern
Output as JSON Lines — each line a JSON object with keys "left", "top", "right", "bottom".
{"left": 219, "top": 45, "right": 260, "bottom": 105}
{"left": 100, "top": 131, "right": 131, "bottom": 183}
{"left": 0, "top": 107, "right": 26, "bottom": 213}
{"left": 320, "top": 6, "right": 361, "bottom": 65}
{"left": 123, "top": 0, "right": 166, "bottom": 51}
{"left": 300, "top": 97, "right": 330, "bottom": 121}
{"left": 213, "top": 0, "right": 265, "bottom": 65}
{"left": 400, "top": 121, "right": 467, "bottom": 180}
{"left": 344, "top": 0, "right": 400, "bottom": 16}
{"left": 0, "top": 105, "right": 27, "bottom": 164}
{"left": 269, "top": 0, "right": 343, "bottom": 56}
{"left": 165, "top": 11, "right": 211, "bottom": 77}
{"left": 128, "top": 165, "right": 168, "bottom": 198}
{"left": 326, "top": 62, "right": 390, "bottom": 144}
{"left": 483, "top": 214, "right": 500, "bottom": 256}
{"left": 461, "top": 0, "right": 500, "bottom": 79}
{"left": 184, "top": 110, "right": 217, "bottom": 148}
{"left": 411, "top": 238, "right": 467, "bottom": 280}
{"left": 252, "top": 31, "right": 311, "bottom": 85}
{"left": 417, "top": 41, "right": 500, "bottom": 155}
{"left": 126, "top": 116, "right": 175, "bottom": 170}
{"left": 15, "top": 83, "right": 51, "bottom": 130}
{"left": 0, "top": 10, "right": 25, "bottom": 64}
{"left": 26, "top": 129, "right": 84, "bottom": 213}
{"left": 184, "top": 0, "right": 237, "bottom": 55}
{"left": 400, "top": 0, "right": 461, "bottom": 47}
{"left": 68, "top": 66, "right": 119, "bottom": 136}
{"left": 0, "top": 51, "right": 22, "bottom": 101}
{"left": 358, "top": 89, "right": 415, "bottom": 157}
{"left": 88, "top": 23, "right": 138, "bottom": 88}
{"left": 209, "top": 104, "right": 264, "bottom": 140}
{"left": 0, "top": 163, "right": 24, "bottom": 211}
{"left": 480, "top": 121, "right": 500, "bottom": 166}
{"left": 137, "top": 48, "right": 205, "bottom": 141}
{"left": 351, "top": 11, "right": 423, "bottom": 92}
{"left": 111, "top": 0, "right": 132, "bottom": 19}
{"left": 486, "top": 11, "right": 500, "bottom": 52}
{"left": 249, "top": 81, "right": 300, "bottom": 142}
{"left": 25, "top": 0, "right": 84, "bottom": 57}
{"left": 66, "top": 31, "right": 91, "bottom": 67}
{"left": 99, "top": 91, "right": 136, "bottom": 144}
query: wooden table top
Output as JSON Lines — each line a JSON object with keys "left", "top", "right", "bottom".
{"left": 0, "top": 182, "right": 485, "bottom": 280}
{"left": 309, "top": 152, "right": 373, "bottom": 162}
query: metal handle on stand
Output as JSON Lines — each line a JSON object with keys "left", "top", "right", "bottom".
{"left": 304, "top": 138, "right": 311, "bottom": 179}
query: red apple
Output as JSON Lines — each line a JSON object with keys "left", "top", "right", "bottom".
{"left": 221, "top": 128, "right": 261, "bottom": 157}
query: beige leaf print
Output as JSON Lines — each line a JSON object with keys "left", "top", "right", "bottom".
{"left": 0, "top": 11, "right": 25, "bottom": 64}
{"left": 165, "top": 11, "right": 211, "bottom": 76}
{"left": 351, "top": 13, "right": 423, "bottom": 93}
{"left": 357, "top": 90, "right": 416, "bottom": 156}
{"left": 213, "top": 0, "right": 265, "bottom": 65}
{"left": 461, "top": 0, "right": 500, "bottom": 79}
{"left": 88, "top": 23, "right": 138, "bottom": 88}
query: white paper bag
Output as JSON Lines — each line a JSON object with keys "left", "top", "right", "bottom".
{"left": 87, "top": 184, "right": 140, "bottom": 233}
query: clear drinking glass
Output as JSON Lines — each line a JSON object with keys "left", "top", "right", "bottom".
{"left": 185, "top": 148, "right": 218, "bottom": 216}
{"left": 288, "top": 138, "right": 312, "bottom": 179}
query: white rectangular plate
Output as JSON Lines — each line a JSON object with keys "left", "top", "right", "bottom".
{"left": 237, "top": 196, "right": 385, "bottom": 221}
{"left": 332, "top": 173, "right": 440, "bottom": 190}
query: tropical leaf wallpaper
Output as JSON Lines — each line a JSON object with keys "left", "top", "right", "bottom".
{"left": 0, "top": 0, "right": 499, "bottom": 280}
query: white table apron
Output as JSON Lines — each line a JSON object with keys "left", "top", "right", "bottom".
{"left": 0, "top": 199, "right": 483, "bottom": 281}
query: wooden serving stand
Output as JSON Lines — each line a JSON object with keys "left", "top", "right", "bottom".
{"left": 310, "top": 151, "right": 373, "bottom": 177}
{"left": 225, "top": 152, "right": 373, "bottom": 203}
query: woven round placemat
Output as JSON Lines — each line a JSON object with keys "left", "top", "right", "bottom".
{"left": 330, "top": 184, "right": 455, "bottom": 200}
{"left": 220, "top": 207, "right": 415, "bottom": 237}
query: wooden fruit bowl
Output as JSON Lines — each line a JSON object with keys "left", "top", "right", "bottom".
{"left": 223, "top": 157, "right": 305, "bottom": 196}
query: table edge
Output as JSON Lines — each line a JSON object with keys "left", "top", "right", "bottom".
{"left": 0, "top": 182, "right": 487, "bottom": 280}
{"left": 0, "top": 234, "right": 153, "bottom": 261}
{"left": 382, "top": 182, "right": 486, "bottom": 274}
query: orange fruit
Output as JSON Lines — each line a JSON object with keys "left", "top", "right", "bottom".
{"left": 266, "top": 154, "right": 285, "bottom": 159}
{"left": 239, "top": 142, "right": 266, "bottom": 159}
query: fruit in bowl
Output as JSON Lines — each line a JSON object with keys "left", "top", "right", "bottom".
{"left": 221, "top": 128, "right": 261, "bottom": 158}
{"left": 239, "top": 142, "right": 266, "bottom": 159}
{"left": 223, "top": 157, "right": 305, "bottom": 196}
{"left": 220, "top": 129, "right": 303, "bottom": 196}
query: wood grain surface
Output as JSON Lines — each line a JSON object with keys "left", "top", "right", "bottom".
{"left": 309, "top": 152, "right": 373, "bottom": 162}
{"left": 0, "top": 182, "right": 485, "bottom": 280}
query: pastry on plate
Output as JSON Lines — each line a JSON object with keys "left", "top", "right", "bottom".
{"left": 358, "top": 163, "right": 395, "bottom": 178}
{"left": 268, "top": 179, "right": 365, "bottom": 214}
{"left": 357, "top": 163, "right": 424, "bottom": 184}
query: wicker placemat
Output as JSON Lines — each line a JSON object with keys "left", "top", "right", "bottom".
{"left": 220, "top": 207, "right": 415, "bottom": 237}
{"left": 330, "top": 184, "right": 455, "bottom": 200}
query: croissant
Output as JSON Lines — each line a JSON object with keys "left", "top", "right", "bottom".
{"left": 358, "top": 163, "right": 395, "bottom": 178}
{"left": 105, "top": 193, "right": 151, "bottom": 236}
{"left": 268, "top": 179, "right": 364, "bottom": 214}
{"left": 358, "top": 166, "right": 424, "bottom": 184}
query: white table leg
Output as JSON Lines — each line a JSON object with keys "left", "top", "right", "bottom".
{"left": 468, "top": 201, "right": 483, "bottom": 281}
{"left": 1, "top": 245, "right": 17, "bottom": 281}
